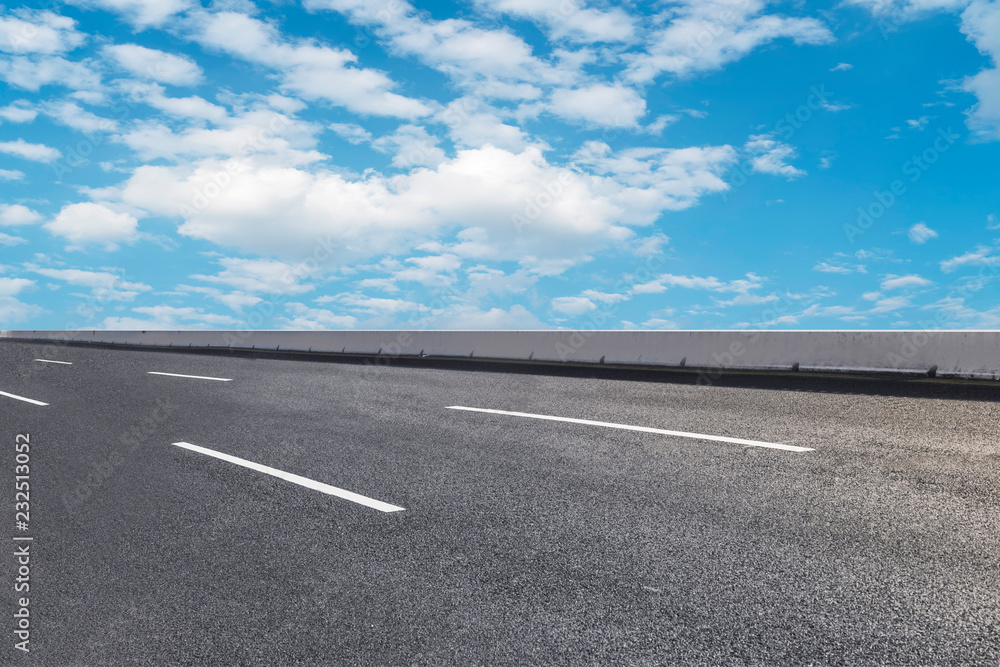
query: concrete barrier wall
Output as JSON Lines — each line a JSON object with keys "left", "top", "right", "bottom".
{"left": 2, "top": 329, "right": 999, "bottom": 380}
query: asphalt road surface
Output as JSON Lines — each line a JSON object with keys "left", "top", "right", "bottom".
{"left": 2, "top": 339, "right": 1000, "bottom": 666}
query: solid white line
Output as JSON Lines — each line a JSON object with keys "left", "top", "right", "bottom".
{"left": 148, "top": 371, "right": 232, "bottom": 382}
{"left": 446, "top": 406, "right": 813, "bottom": 453}
{"left": 34, "top": 359, "right": 72, "bottom": 365}
{"left": 0, "top": 390, "right": 48, "bottom": 406}
{"left": 171, "top": 442, "right": 405, "bottom": 512}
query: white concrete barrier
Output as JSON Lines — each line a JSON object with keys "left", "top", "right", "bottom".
{"left": 2, "top": 329, "right": 999, "bottom": 380}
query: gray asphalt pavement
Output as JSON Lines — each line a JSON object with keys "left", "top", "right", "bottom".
{"left": 2, "top": 339, "right": 1000, "bottom": 665}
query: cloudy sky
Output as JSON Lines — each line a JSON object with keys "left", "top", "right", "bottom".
{"left": 0, "top": 0, "right": 998, "bottom": 330}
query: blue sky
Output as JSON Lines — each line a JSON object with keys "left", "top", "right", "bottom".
{"left": 1, "top": 0, "right": 998, "bottom": 330}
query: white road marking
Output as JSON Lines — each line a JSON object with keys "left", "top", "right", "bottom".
{"left": 446, "top": 406, "right": 813, "bottom": 453}
{"left": 34, "top": 359, "right": 72, "bottom": 365}
{"left": 148, "top": 372, "right": 232, "bottom": 382}
{"left": 171, "top": 442, "right": 405, "bottom": 512}
{"left": 0, "top": 391, "right": 48, "bottom": 406}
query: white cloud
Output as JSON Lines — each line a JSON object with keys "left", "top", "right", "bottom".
{"left": 907, "top": 221, "right": 938, "bottom": 243}
{"left": 0, "top": 103, "right": 36, "bottom": 122}
{"left": 573, "top": 141, "right": 738, "bottom": 215}
{"left": 27, "top": 265, "right": 151, "bottom": 301}
{"left": 0, "top": 232, "right": 25, "bottom": 246}
{"left": 906, "top": 115, "right": 931, "bottom": 130}
{"left": 744, "top": 134, "right": 806, "bottom": 179}
{"left": 45, "top": 203, "right": 139, "bottom": 247}
{"left": 549, "top": 83, "right": 647, "bottom": 128}
{"left": 104, "top": 43, "right": 203, "bottom": 85}
{"left": 475, "top": 0, "right": 635, "bottom": 43}
{"left": 633, "top": 272, "right": 765, "bottom": 295}
{"left": 177, "top": 285, "right": 263, "bottom": 312}
{"left": 0, "top": 169, "right": 24, "bottom": 180}
{"left": 880, "top": 274, "right": 933, "bottom": 290}
{"left": 192, "top": 11, "right": 430, "bottom": 119}
{"left": 845, "top": 0, "right": 972, "bottom": 18}
{"left": 831, "top": 62, "right": 854, "bottom": 71}
{"left": 424, "top": 303, "right": 548, "bottom": 329}
{"left": 988, "top": 213, "right": 999, "bottom": 229}
{"left": 642, "top": 318, "right": 680, "bottom": 329}
{"left": 820, "top": 101, "right": 853, "bottom": 112}
{"left": 626, "top": 0, "right": 833, "bottom": 82}
{"left": 328, "top": 122, "right": 372, "bottom": 145}
{"left": 551, "top": 295, "right": 597, "bottom": 315}
{"left": 0, "top": 204, "right": 41, "bottom": 226}
{"left": 438, "top": 98, "right": 531, "bottom": 152}
{"left": 393, "top": 254, "right": 463, "bottom": 286}
{"left": 0, "top": 277, "right": 34, "bottom": 296}
{"left": 102, "top": 142, "right": 735, "bottom": 267}
{"left": 940, "top": 245, "right": 1000, "bottom": 272}
{"left": 0, "top": 55, "right": 102, "bottom": 92}
{"left": 0, "top": 138, "right": 60, "bottom": 162}
{"left": 869, "top": 296, "right": 910, "bottom": 313}
{"left": 0, "top": 10, "right": 85, "bottom": 54}
{"left": 44, "top": 100, "right": 117, "bottom": 133}
{"left": 581, "top": 289, "right": 630, "bottom": 305}
{"left": 191, "top": 256, "right": 316, "bottom": 294}
{"left": 372, "top": 124, "right": 446, "bottom": 168}
{"left": 316, "top": 293, "right": 429, "bottom": 315}
{"left": 65, "top": 0, "right": 194, "bottom": 28}
{"left": 103, "top": 305, "right": 239, "bottom": 329}
{"left": 0, "top": 295, "right": 42, "bottom": 322}
{"left": 813, "top": 262, "right": 865, "bottom": 274}
{"left": 304, "top": 0, "right": 577, "bottom": 91}
{"left": 281, "top": 302, "right": 358, "bottom": 329}
{"left": 961, "top": 0, "right": 1000, "bottom": 140}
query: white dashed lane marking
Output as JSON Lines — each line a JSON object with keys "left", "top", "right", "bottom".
{"left": 446, "top": 406, "right": 813, "bottom": 453}
{"left": 171, "top": 442, "right": 405, "bottom": 512}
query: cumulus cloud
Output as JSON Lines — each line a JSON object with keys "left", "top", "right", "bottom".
{"left": 0, "top": 104, "right": 36, "bottom": 123}
{"left": 907, "top": 222, "right": 938, "bottom": 243}
{"left": 0, "top": 10, "right": 85, "bottom": 55}
{"left": 281, "top": 302, "right": 358, "bottom": 329}
{"left": 744, "top": 134, "right": 806, "bottom": 179}
{"left": 844, "top": 0, "right": 971, "bottom": 18}
{"left": 625, "top": 0, "right": 833, "bottom": 82}
{"left": 191, "top": 256, "right": 317, "bottom": 294}
{"left": 880, "top": 274, "right": 933, "bottom": 290}
{"left": 44, "top": 202, "right": 139, "bottom": 247}
{"left": 960, "top": 0, "right": 1000, "bottom": 140}
{"left": 304, "top": 0, "right": 579, "bottom": 91}
{"left": 551, "top": 295, "right": 597, "bottom": 316}
{"left": 103, "top": 43, "right": 203, "bottom": 85}
{"left": 26, "top": 265, "right": 151, "bottom": 301}
{"left": 103, "top": 305, "right": 239, "bottom": 329}
{"left": 328, "top": 122, "right": 372, "bottom": 145}
{"left": 64, "top": 0, "right": 194, "bottom": 28}
{"left": 0, "top": 277, "right": 35, "bottom": 296}
{"left": 191, "top": 10, "right": 430, "bottom": 118}
{"left": 0, "top": 54, "right": 102, "bottom": 91}
{"left": 0, "top": 204, "right": 41, "bottom": 225}
{"left": 438, "top": 98, "right": 532, "bottom": 152}
{"left": 474, "top": 0, "right": 636, "bottom": 43}
{"left": 371, "top": 124, "right": 446, "bottom": 168}
{"left": 549, "top": 83, "right": 647, "bottom": 127}
{"left": 940, "top": 245, "right": 1000, "bottom": 272}
{"left": 632, "top": 272, "right": 765, "bottom": 295}
{"left": 0, "top": 138, "right": 60, "bottom": 162}
{"left": 94, "top": 142, "right": 736, "bottom": 267}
